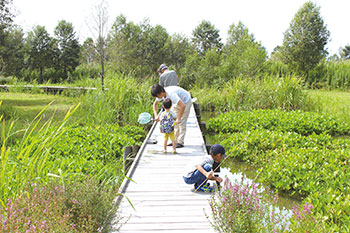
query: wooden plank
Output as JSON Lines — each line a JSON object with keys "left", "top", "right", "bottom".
{"left": 113, "top": 105, "right": 215, "bottom": 232}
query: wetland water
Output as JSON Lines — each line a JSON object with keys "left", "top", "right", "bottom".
{"left": 201, "top": 111, "right": 300, "bottom": 215}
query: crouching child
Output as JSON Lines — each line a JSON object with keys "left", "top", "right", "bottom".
{"left": 183, "top": 144, "right": 225, "bottom": 192}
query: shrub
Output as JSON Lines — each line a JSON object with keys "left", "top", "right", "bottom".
{"left": 207, "top": 109, "right": 350, "bottom": 136}
{"left": 0, "top": 179, "right": 117, "bottom": 233}
{"left": 51, "top": 124, "right": 145, "bottom": 163}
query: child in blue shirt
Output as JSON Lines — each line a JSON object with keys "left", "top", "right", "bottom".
{"left": 159, "top": 98, "right": 177, "bottom": 154}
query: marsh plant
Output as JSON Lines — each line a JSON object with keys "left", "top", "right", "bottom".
{"left": 208, "top": 177, "right": 324, "bottom": 232}
{"left": 208, "top": 177, "right": 288, "bottom": 232}
{"left": 0, "top": 179, "right": 117, "bottom": 232}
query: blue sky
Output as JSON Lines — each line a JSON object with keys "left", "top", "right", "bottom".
{"left": 13, "top": 0, "right": 350, "bottom": 56}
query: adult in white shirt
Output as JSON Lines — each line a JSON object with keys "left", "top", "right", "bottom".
{"left": 151, "top": 84, "right": 191, "bottom": 148}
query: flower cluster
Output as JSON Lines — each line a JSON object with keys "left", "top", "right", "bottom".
{"left": 0, "top": 179, "right": 117, "bottom": 232}
{"left": 207, "top": 176, "right": 327, "bottom": 232}
{"left": 208, "top": 177, "right": 288, "bottom": 233}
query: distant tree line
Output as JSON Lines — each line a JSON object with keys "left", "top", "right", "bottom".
{"left": 1, "top": 0, "right": 350, "bottom": 89}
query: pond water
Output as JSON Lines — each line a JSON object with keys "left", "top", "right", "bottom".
{"left": 201, "top": 111, "right": 300, "bottom": 215}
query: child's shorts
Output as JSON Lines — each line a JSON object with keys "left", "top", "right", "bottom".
{"left": 164, "top": 131, "right": 175, "bottom": 142}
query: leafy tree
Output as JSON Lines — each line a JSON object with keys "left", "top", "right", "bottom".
{"left": 108, "top": 15, "right": 169, "bottom": 78}
{"left": 220, "top": 21, "right": 267, "bottom": 80}
{"left": 0, "top": 0, "right": 13, "bottom": 42}
{"left": 54, "top": 20, "right": 80, "bottom": 80}
{"left": 142, "top": 24, "right": 168, "bottom": 75}
{"left": 0, "top": 0, "right": 14, "bottom": 73}
{"left": 1, "top": 26, "right": 25, "bottom": 76}
{"left": 192, "top": 20, "right": 222, "bottom": 56}
{"left": 163, "top": 33, "right": 191, "bottom": 72}
{"left": 26, "top": 25, "right": 56, "bottom": 81}
{"left": 80, "top": 37, "right": 98, "bottom": 64}
{"left": 280, "top": 1, "right": 330, "bottom": 76}
{"left": 108, "top": 14, "right": 140, "bottom": 74}
{"left": 340, "top": 45, "right": 350, "bottom": 60}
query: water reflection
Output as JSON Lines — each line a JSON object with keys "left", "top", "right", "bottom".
{"left": 201, "top": 110, "right": 300, "bottom": 219}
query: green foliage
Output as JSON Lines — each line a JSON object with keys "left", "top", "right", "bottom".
{"left": 207, "top": 109, "right": 350, "bottom": 136}
{"left": 210, "top": 109, "right": 350, "bottom": 231}
{"left": 0, "top": 27, "right": 25, "bottom": 77}
{"left": 340, "top": 45, "right": 350, "bottom": 60}
{"left": 307, "top": 89, "right": 350, "bottom": 124}
{"left": 218, "top": 129, "right": 347, "bottom": 163}
{"left": 192, "top": 75, "right": 309, "bottom": 113}
{"left": 163, "top": 33, "right": 191, "bottom": 72}
{"left": 191, "top": 20, "right": 222, "bottom": 56}
{"left": 221, "top": 21, "right": 267, "bottom": 80}
{"left": 79, "top": 72, "right": 153, "bottom": 125}
{"left": 0, "top": 179, "right": 117, "bottom": 232}
{"left": 208, "top": 178, "right": 288, "bottom": 232}
{"left": 308, "top": 59, "right": 350, "bottom": 90}
{"left": 280, "top": 1, "right": 330, "bottom": 76}
{"left": 108, "top": 15, "right": 170, "bottom": 78}
{"left": 265, "top": 60, "right": 292, "bottom": 78}
{"left": 71, "top": 63, "right": 100, "bottom": 81}
{"left": 51, "top": 124, "right": 144, "bottom": 163}
{"left": 53, "top": 20, "right": 81, "bottom": 81}
{"left": 25, "top": 25, "right": 58, "bottom": 82}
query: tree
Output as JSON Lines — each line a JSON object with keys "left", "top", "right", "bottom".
{"left": 0, "top": 0, "right": 13, "bottom": 42}
{"left": 26, "top": 25, "right": 56, "bottom": 81}
{"left": 163, "top": 33, "right": 191, "bottom": 72}
{"left": 192, "top": 20, "right": 222, "bottom": 56}
{"left": 54, "top": 20, "right": 80, "bottom": 80}
{"left": 340, "top": 45, "right": 350, "bottom": 60}
{"left": 280, "top": 1, "right": 330, "bottom": 76}
{"left": 87, "top": 0, "right": 109, "bottom": 91}
{"left": 1, "top": 26, "right": 25, "bottom": 76}
{"left": 80, "top": 37, "right": 98, "bottom": 64}
{"left": 108, "top": 15, "right": 169, "bottom": 78}
{"left": 220, "top": 21, "right": 267, "bottom": 80}
{"left": 108, "top": 14, "right": 140, "bottom": 75}
{"left": 0, "top": 0, "right": 14, "bottom": 73}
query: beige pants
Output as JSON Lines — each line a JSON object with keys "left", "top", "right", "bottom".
{"left": 172, "top": 99, "right": 192, "bottom": 145}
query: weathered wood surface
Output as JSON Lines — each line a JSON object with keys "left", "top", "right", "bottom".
{"left": 110, "top": 103, "right": 215, "bottom": 232}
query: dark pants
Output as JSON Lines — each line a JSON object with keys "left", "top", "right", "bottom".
{"left": 183, "top": 164, "right": 212, "bottom": 188}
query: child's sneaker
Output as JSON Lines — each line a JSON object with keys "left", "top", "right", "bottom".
{"left": 172, "top": 151, "right": 177, "bottom": 154}
{"left": 163, "top": 150, "right": 167, "bottom": 154}
{"left": 194, "top": 183, "right": 213, "bottom": 192}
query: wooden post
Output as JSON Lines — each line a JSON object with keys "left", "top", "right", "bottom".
{"left": 199, "top": 121, "right": 206, "bottom": 133}
{"left": 193, "top": 102, "right": 201, "bottom": 123}
{"left": 123, "top": 146, "right": 133, "bottom": 171}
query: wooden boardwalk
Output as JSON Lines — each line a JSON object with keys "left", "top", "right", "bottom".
{"left": 110, "top": 103, "right": 216, "bottom": 232}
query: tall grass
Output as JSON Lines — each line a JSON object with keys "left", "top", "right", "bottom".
{"left": 191, "top": 75, "right": 312, "bottom": 113}
{"left": 79, "top": 72, "right": 154, "bottom": 125}
{"left": 308, "top": 60, "right": 350, "bottom": 89}
{"left": 307, "top": 89, "right": 350, "bottom": 124}
{"left": 0, "top": 103, "right": 78, "bottom": 207}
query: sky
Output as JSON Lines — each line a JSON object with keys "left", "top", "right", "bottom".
{"left": 12, "top": 0, "right": 350, "bottom": 56}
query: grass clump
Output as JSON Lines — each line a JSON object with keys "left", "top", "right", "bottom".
{"left": 191, "top": 75, "right": 310, "bottom": 113}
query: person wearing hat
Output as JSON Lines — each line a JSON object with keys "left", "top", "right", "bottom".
{"left": 183, "top": 144, "right": 225, "bottom": 192}
{"left": 157, "top": 64, "right": 179, "bottom": 87}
